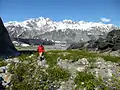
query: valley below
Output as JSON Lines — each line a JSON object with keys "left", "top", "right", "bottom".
{"left": 16, "top": 44, "right": 71, "bottom": 51}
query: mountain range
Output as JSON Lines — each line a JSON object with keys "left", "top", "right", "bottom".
{"left": 5, "top": 17, "right": 118, "bottom": 43}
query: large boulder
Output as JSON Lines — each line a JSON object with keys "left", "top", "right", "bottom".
{"left": 0, "top": 17, "right": 20, "bottom": 58}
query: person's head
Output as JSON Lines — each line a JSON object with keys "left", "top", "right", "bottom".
{"left": 39, "top": 44, "right": 43, "bottom": 46}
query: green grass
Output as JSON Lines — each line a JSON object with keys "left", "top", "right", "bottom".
{"left": 74, "top": 71, "right": 96, "bottom": 89}
{"left": 8, "top": 49, "right": 120, "bottom": 68}
{"left": 47, "top": 66, "right": 70, "bottom": 81}
{"left": 45, "top": 50, "right": 120, "bottom": 66}
{"left": 0, "top": 61, "right": 7, "bottom": 67}
{"left": 8, "top": 55, "right": 70, "bottom": 90}
{"left": 102, "top": 55, "right": 120, "bottom": 63}
{"left": 74, "top": 71, "right": 110, "bottom": 90}
{"left": 18, "top": 52, "right": 38, "bottom": 62}
{"left": 45, "top": 50, "right": 98, "bottom": 66}
{"left": 45, "top": 50, "right": 120, "bottom": 67}
{"left": 0, "top": 58, "right": 7, "bottom": 67}
{"left": 6, "top": 49, "right": 120, "bottom": 90}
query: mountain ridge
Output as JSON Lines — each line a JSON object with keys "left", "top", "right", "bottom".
{"left": 4, "top": 17, "right": 118, "bottom": 43}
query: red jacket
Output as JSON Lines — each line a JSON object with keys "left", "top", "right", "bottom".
{"left": 37, "top": 45, "right": 45, "bottom": 53}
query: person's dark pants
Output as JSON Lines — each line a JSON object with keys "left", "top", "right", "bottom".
{"left": 39, "top": 52, "right": 44, "bottom": 61}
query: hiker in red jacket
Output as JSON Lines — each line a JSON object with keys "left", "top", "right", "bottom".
{"left": 37, "top": 44, "right": 45, "bottom": 61}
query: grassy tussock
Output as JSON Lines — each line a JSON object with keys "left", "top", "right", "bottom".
{"left": 45, "top": 50, "right": 120, "bottom": 66}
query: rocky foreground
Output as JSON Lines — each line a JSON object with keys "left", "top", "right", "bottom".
{"left": 0, "top": 50, "right": 120, "bottom": 90}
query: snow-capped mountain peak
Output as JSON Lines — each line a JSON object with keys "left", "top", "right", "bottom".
{"left": 4, "top": 17, "right": 118, "bottom": 43}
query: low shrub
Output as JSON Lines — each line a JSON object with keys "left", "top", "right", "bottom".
{"left": 47, "top": 66, "right": 70, "bottom": 81}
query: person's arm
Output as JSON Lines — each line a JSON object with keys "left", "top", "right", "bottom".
{"left": 37, "top": 46, "right": 39, "bottom": 52}
{"left": 43, "top": 46, "right": 45, "bottom": 52}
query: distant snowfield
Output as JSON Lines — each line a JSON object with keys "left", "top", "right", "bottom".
{"left": 5, "top": 17, "right": 118, "bottom": 43}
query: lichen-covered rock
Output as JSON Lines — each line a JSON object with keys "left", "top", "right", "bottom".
{"left": 90, "top": 57, "right": 120, "bottom": 83}
{"left": 57, "top": 58, "right": 90, "bottom": 79}
{"left": 57, "top": 57, "right": 120, "bottom": 89}
{"left": 58, "top": 79, "right": 75, "bottom": 90}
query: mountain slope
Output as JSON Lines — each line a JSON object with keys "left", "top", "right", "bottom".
{"left": 5, "top": 17, "right": 118, "bottom": 43}
{"left": 67, "top": 29, "right": 120, "bottom": 52}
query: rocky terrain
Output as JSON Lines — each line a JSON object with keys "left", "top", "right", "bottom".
{"left": 1, "top": 50, "right": 120, "bottom": 90}
{"left": 67, "top": 29, "right": 120, "bottom": 52}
